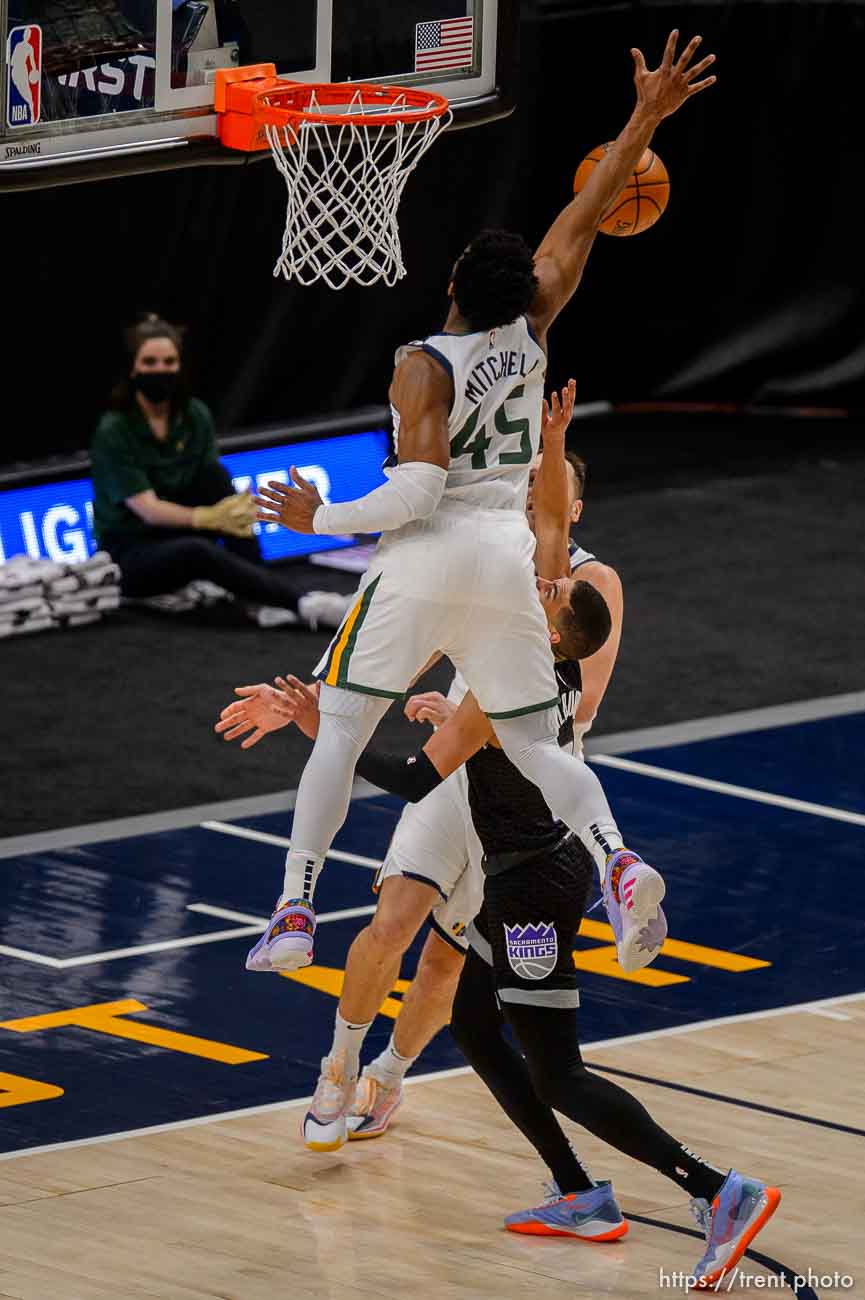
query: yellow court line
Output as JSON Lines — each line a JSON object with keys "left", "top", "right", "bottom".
{"left": 1, "top": 999, "right": 267, "bottom": 1065}
{"left": 579, "top": 918, "right": 770, "bottom": 972}
{"left": 281, "top": 965, "right": 411, "bottom": 1019}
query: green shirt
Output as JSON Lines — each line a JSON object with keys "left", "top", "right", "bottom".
{"left": 91, "top": 398, "right": 218, "bottom": 542}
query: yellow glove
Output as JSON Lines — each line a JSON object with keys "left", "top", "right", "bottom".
{"left": 192, "top": 493, "right": 257, "bottom": 538}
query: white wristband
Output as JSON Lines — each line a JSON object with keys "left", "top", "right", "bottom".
{"left": 313, "top": 461, "right": 447, "bottom": 535}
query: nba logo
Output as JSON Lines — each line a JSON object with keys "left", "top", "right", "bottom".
{"left": 7, "top": 25, "right": 42, "bottom": 128}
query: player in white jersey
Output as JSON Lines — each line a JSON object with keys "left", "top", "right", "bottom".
{"left": 245, "top": 31, "right": 716, "bottom": 974}
{"left": 218, "top": 393, "right": 632, "bottom": 1148}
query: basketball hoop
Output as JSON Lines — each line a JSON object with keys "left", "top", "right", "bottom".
{"left": 216, "top": 68, "right": 452, "bottom": 290}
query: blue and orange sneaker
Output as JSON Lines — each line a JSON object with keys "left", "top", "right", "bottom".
{"left": 245, "top": 897, "right": 315, "bottom": 972}
{"left": 603, "top": 849, "right": 667, "bottom": 973}
{"left": 690, "top": 1170, "right": 781, "bottom": 1290}
{"left": 346, "top": 1068, "right": 404, "bottom": 1140}
{"left": 505, "top": 1180, "right": 628, "bottom": 1241}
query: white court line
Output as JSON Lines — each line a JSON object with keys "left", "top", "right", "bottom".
{"left": 186, "top": 902, "right": 273, "bottom": 925}
{"left": 2, "top": 989, "right": 862, "bottom": 1163}
{"left": 585, "top": 689, "right": 865, "bottom": 756}
{"left": 805, "top": 1007, "right": 852, "bottom": 1022}
{"left": 591, "top": 754, "right": 865, "bottom": 827}
{"left": 54, "top": 926, "right": 264, "bottom": 968}
{"left": 188, "top": 901, "right": 377, "bottom": 927}
{"left": 0, "top": 778, "right": 383, "bottom": 861}
{"left": 0, "top": 943, "right": 63, "bottom": 969}
{"left": 0, "top": 901, "right": 379, "bottom": 970}
{"left": 4, "top": 691, "right": 862, "bottom": 862}
{"left": 201, "top": 820, "right": 382, "bottom": 869}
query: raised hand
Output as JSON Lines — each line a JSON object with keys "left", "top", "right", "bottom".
{"left": 255, "top": 468, "right": 324, "bottom": 535}
{"left": 541, "top": 378, "right": 577, "bottom": 445}
{"left": 273, "top": 675, "right": 321, "bottom": 741}
{"left": 632, "top": 30, "right": 717, "bottom": 122}
{"left": 214, "top": 682, "right": 295, "bottom": 749}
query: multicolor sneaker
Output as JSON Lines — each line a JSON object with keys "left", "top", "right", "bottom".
{"left": 690, "top": 1170, "right": 781, "bottom": 1290}
{"left": 505, "top": 1180, "right": 628, "bottom": 1241}
{"left": 346, "top": 1069, "right": 404, "bottom": 1140}
{"left": 303, "top": 1051, "right": 357, "bottom": 1151}
{"left": 603, "top": 849, "right": 667, "bottom": 973}
{"left": 245, "top": 897, "right": 315, "bottom": 972}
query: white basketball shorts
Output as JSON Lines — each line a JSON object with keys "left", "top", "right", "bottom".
{"left": 374, "top": 766, "right": 484, "bottom": 953}
{"left": 313, "top": 505, "right": 559, "bottom": 718}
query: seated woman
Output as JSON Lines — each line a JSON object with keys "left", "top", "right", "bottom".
{"left": 90, "top": 313, "right": 350, "bottom": 628}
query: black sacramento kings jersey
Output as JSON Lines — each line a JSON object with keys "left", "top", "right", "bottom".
{"left": 466, "top": 656, "right": 582, "bottom": 861}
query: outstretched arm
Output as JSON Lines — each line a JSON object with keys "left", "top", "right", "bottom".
{"left": 530, "top": 30, "right": 716, "bottom": 338}
{"left": 533, "top": 379, "right": 576, "bottom": 580}
{"left": 215, "top": 676, "right": 320, "bottom": 747}
{"left": 255, "top": 351, "right": 451, "bottom": 535}
{"left": 355, "top": 689, "right": 495, "bottom": 800}
{"left": 572, "top": 561, "right": 623, "bottom": 732}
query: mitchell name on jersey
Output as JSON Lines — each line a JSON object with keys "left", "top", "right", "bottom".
{"left": 392, "top": 316, "right": 547, "bottom": 512}
{"left": 463, "top": 345, "right": 540, "bottom": 405}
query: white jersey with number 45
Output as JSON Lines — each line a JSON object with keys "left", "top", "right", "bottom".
{"left": 392, "top": 316, "right": 547, "bottom": 512}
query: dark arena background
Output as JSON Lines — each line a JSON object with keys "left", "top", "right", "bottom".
{"left": 1, "top": 2, "right": 863, "bottom": 1298}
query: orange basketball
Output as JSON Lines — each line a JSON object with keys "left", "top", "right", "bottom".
{"left": 573, "top": 143, "right": 670, "bottom": 236}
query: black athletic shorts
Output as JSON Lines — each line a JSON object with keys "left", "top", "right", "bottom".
{"left": 466, "top": 833, "right": 594, "bottom": 1009}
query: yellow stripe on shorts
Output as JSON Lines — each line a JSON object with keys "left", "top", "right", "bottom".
{"left": 324, "top": 574, "right": 381, "bottom": 688}
{"left": 324, "top": 597, "right": 364, "bottom": 687}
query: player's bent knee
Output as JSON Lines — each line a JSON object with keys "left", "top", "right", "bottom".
{"left": 416, "top": 929, "right": 465, "bottom": 984}
{"left": 493, "top": 709, "right": 559, "bottom": 763}
{"left": 450, "top": 988, "right": 500, "bottom": 1062}
{"left": 367, "top": 911, "right": 417, "bottom": 955}
{"left": 449, "top": 1000, "right": 479, "bottom": 1055}
{"left": 449, "top": 980, "right": 475, "bottom": 1046}
{"left": 370, "top": 875, "right": 440, "bottom": 954}
{"left": 525, "top": 1057, "right": 590, "bottom": 1112}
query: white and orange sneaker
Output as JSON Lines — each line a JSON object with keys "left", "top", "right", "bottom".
{"left": 505, "top": 1180, "right": 628, "bottom": 1241}
{"left": 603, "top": 849, "right": 667, "bottom": 973}
{"left": 303, "top": 1051, "right": 356, "bottom": 1151}
{"left": 690, "top": 1170, "right": 781, "bottom": 1289}
{"left": 346, "top": 1069, "right": 404, "bottom": 1141}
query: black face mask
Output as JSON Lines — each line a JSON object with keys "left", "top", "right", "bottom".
{"left": 132, "top": 371, "right": 180, "bottom": 403}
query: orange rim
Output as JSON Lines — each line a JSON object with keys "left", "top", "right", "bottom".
{"left": 252, "top": 81, "right": 451, "bottom": 130}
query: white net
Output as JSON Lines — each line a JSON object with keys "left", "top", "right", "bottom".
{"left": 264, "top": 88, "right": 451, "bottom": 290}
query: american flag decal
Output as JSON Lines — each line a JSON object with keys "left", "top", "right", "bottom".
{"left": 414, "top": 15, "right": 474, "bottom": 73}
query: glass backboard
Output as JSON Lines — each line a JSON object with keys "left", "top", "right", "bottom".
{"left": 1, "top": 0, "right": 515, "bottom": 189}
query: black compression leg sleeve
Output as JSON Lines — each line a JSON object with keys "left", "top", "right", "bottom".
{"left": 502, "top": 1002, "right": 727, "bottom": 1202}
{"left": 450, "top": 949, "right": 594, "bottom": 1194}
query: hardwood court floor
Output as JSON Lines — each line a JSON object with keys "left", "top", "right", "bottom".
{"left": 1, "top": 1002, "right": 862, "bottom": 1300}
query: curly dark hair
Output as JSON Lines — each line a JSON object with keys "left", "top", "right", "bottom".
{"left": 451, "top": 229, "right": 539, "bottom": 331}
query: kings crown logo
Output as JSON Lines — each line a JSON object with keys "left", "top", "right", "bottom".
{"left": 504, "top": 922, "right": 558, "bottom": 981}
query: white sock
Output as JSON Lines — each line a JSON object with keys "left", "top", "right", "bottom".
{"left": 579, "top": 821, "right": 624, "bottom": 884}
{"left": 281, "top": 849, "right": 325, "bottom": 904}
{"left": 331, "top": 1011, "right": 372, "bottom": 1078}
{"left": 367, "top": 1035, "right": 416, "bottom": 1085}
